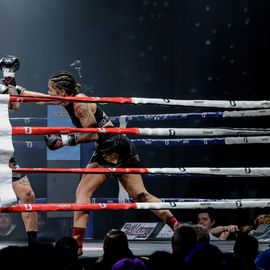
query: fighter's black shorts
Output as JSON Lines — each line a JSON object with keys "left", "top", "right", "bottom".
{"left": 9, "top": 155, "right": 26, "bottom": 182}
{"left": 90, "top": 134, "right": 141, "bottom": 168}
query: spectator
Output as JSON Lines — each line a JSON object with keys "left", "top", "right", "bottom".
{"left": 197, "top": 209, "right": 239, "bottom": 240}
{"left": 147, "top": 250, "right": 174, "bottom": 270}
{"left": 254, "top": 214, "right": 270, "bottom": 228}
{"left": 112, "top": 258, "right": 147, "bottom": 270}
{"left": 185, "top": 242, "right": 226, "bottom": 270}
{"left": 193, "top": 224, "right": 210, "bottom": 243}
{"left": 230, "top": 233, "right": 259, "bottom": 270}
{"left": 171, "top": 224, "right": 197, "bottom": 268}
{"left": 245, "top": 213, "right": 270, "bottom": 239}
{"left": 0, "top": 213, "right": 16, "bottom": 236}
{"left": 0, "top": 213, "right": 24, "bottom": 241}
{"left": 55, "top": 236, "right": 82, "bottom": 270}
{"left": 90, "top": 229, "right": 134, "bottom": 270}
{"left": 255, "top": 247, "right": 270, "bottom": 270}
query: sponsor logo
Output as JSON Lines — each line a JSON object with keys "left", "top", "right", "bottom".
{"left": 24, "top": 204, "right": 32, "bottom": 211}
{"left": 169, "top": 129, "right": 175, "bottom": 136}
{"left": 26, "top": 141, "right": 33, "bottom": 148}
{"left": 121, "top": 222, "right": 158, "bottom": 240}
{"left": 103, "top": 152, "right": 119, "bottom": 164}
{"left": 169, "top": 201, "right": 177, "bottom": 207}
{"left": 235, "top": 200, "right": 242, "bottom": 208}
{"left": 194, "top": 100, "right": 204, "bottom": 104}
{"left": 163, "top": 99, "right": 171, "bottom": 103}
{"left": 229, "top": 100, "right": 236, "bottom": 106}
{"left": 99, "top": 203, "right": 107, "bottom": 208}
{"left": 24, "top": 127, "right": 32, "bottom": 134}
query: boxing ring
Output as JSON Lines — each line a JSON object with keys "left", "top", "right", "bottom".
{"left": 1, "top": 94, "right": 270, "bottom": 257}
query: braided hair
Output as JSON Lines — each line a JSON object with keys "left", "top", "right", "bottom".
{"left": 49, "top": 70, "right": 80, "bottom": 95}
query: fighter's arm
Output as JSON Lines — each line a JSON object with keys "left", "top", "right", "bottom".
{"left": 74, "top": 102, "right": 99, "bottom": 143}
{"left": 44, "top": 102, "right": 99, "bottom": 151}
{"left": 21, "top": 89, "right": 61, "bottom": 105}
{"left": 21, "top": 89, "right": 49, "bottom": 97}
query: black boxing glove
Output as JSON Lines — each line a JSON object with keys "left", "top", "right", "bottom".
{"left": 44, "top": 134, "right": 78, "bottom": 151}
{"left": 0, "top": 55, "right": 20, "bottom": 87}
{"left": 0, "top": 55, "right": 20, "bottom": 77}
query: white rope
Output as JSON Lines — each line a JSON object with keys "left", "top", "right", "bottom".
{"left": 13, "top": 95, "right": 270, "bottom": 109}
{"left": 138, "top": 127, "right": 270, "bottom": 137}
{"left": 131, "top": 98, "right": 270, "bottom": 108}
{"left": 14, "top": 167, "right": 270, "bottom": 177}
{"left": 223, "top": 109, "right": 270, "bottom": 117}
{"left": 147, "top": 167, "right": 270, "bottom": 176}
{"left": 135, "top": 199, "right": 270, "bottom": 209}
{"left": 224, "top": 136, "right": 270, "bottom": 144}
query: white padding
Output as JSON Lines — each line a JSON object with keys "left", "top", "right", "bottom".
{"left": 0, "top": 95, "right": 17, "bottom": 206}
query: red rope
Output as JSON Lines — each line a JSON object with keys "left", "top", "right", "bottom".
{"left": 12, "top": 126, "right": 140, "bottom": 135}
{"left": 0, "top": 203, "right": 137, "bottom": 213}
{"left": 13, "top": 168, "right": 149, "bottom": 174}
{"left": 9, "top": 95, "right": 133, "bottom": 104}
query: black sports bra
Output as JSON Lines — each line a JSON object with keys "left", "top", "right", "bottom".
{"left": 64, "top": 102, "right": 110, "bottom": 128}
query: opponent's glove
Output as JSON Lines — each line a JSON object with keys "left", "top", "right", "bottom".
{"left": 0, "top": 55, "right": 20, "bottom": 78}
{"left": 44, "top": 134, "right": 77, "bottom": 151}
{"left": 0, "top": 55, "right": 20, "bottom": 88}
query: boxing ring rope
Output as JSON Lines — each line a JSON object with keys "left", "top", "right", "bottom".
{"left": 1, "top": 199, "right": 270, "bottom": 213}
{"left": 12, "top": 136, "right": 270, "bottom": 148}
{"left": 12, "top": 167, "right": 270, "bottom": 177}
{"left": 128, "top": 137, "right": 270, "bottom": 146}
{"left": 11, "top": 108, "right": 270, "bottom": 147}
{"left": 10, "top": 109, "right": 270, "bottom": 126}
{"left": 9, "top": 95, "right": 270, "bottom": 108}
{"left": 112, "top": 109, "right": 270, "bottom": 123}
{"left": 11, "top": 126, "right": 270, "bottom": 136}
{"left": 2, "top": 95, "right": 270, "bottom": 211}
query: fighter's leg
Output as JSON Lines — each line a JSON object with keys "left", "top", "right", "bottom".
{"left": 73, "top": 162, "right": 107, "bottom": 227}
{"left": 118, "top": 174, "right": 179, "bottom": 229}
{"left": 72, "top": 162, "right": 107, "bottom": 254}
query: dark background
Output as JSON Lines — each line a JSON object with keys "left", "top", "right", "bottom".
{"left": 0, "top": 0, "right": 270, "bottom": 238}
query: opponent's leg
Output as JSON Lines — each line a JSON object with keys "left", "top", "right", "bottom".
{"left": 119, "top": 174, "right": 180, "bottom": 230}
{"left": 12, "top": 176, "right": 38, "bottom": 245}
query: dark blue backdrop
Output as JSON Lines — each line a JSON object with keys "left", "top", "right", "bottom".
{"left": 1, "top": 0, "right": 270, "bottom": 237}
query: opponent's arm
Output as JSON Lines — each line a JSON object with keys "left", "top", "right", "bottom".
{"left": 7, "top": 85, "right": 20, "bottom": 110}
